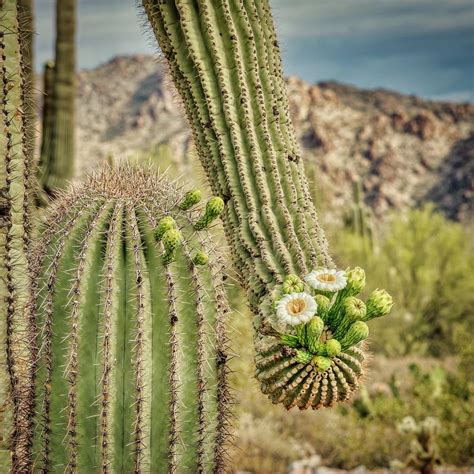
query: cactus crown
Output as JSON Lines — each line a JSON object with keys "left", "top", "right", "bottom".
{"left": 29, "top": 166, "right": 231, "bottom": 473}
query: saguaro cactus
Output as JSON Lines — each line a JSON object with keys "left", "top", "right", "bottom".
{"left": 39, "top": 0, "right": 76, "bottom": 194}
{"left": 30, "top": 167, "right": 231, "bottom": 473}
{"left": 142, "top": 0, "right": 393, "bottom": 408}
{"left": 0, "top": 0, "right": 36, "bottom": 470}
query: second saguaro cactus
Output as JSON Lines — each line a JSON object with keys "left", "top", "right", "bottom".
{"left": 142, "top": 0, "right": 393, "bottom": 409}
{"left": 39, "top": 0, "right": 76, "bottom": 193}
{"left": 30, "top": 166, "right": 231, "bottom": 472}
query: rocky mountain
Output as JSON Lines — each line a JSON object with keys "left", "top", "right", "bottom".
{"left": 68, "top": 55, "right": 473, "bottom": 223}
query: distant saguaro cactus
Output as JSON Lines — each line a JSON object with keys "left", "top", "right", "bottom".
{"left": 39, "top": 0, "right": 76, "bottom": 194}
{"left": 142, "top": 0, "right": 393, "bottom": 409}
{"left": 345, "top": 179, "right": 375, "bottom": 253}
{"left": 0, "top": 0, "right": 36, "bottom": 470}
{"left": 30, "top": 167, "right": 231, "bottom": 473}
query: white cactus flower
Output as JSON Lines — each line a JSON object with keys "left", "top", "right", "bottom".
{"left": 305, "top": 268, "right": 347, "bottom": 292}
{"left": 276, "top": 292, "right": 317, "bottom": 326}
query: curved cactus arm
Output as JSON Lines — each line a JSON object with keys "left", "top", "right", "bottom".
{"left": 142, "top": 0, "right": 333, "bottom": 310}
{"left": 142, "top": 0, "right": 394, "bottom": 411}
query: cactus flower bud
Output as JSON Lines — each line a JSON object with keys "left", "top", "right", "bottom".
{"left": 343, "top": 296, "right": 367, "bottom": 320}
{"left": 280, "top": 334, "right": 300, "bottom": 348}
{"left": 192, "top": 251, "right": 209, "bottom": 265}
{"left": 295, "top": 349, "right": 313, "bottom": 364}
{"left": 365, "top": 289, "right": 393, "bottom": 320}
{"left": 312, "top": 356, "right": 332, "bottom": 372}
{"left": 345, "top": 267, "right": 366, "bottom": 296}
{"left": 155, "top": 216, "right": 177, "bottom": 241}
{"left": 315, "top": 294, "right": 331, "bottom": 321}
{"left": 282, "top": 274, "right": 305, "bottom": 294}
{"left": 179, "top": 189, "right": 202, "bottom": 210}
{"left": 305, "top": 316, "right": 325, "bottom": 353}
{"left": 340, "top": 321, "right": 369, "bottom": 349}
{"left": 194, "top": 196, "right": 224, "bottom": 230}
{"left": 162, "top": 228, "right": 183, "bottom": 264}
{"left": 325, "top": 339, "right": 341, "bottom": 357}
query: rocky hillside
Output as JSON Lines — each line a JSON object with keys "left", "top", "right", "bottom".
{"left": 69, "top": 55, "right": 473, "bottom": 223}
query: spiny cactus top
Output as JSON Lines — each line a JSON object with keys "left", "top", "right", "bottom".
{"left": 29, "top": 166, "right": 231, "bottom": 473}
{"left": 142, "top": 0, "right": 394, "bottom": 410}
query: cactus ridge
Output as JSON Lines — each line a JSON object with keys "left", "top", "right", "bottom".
{"left": 29, "top": 166, "right": 232, "bottom": 473}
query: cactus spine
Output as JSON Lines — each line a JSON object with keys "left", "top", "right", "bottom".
{"left": 30, "top": 167, "right": 231, "bottom": 472}
{"left": 0, "top": 0, "right": 36, "bottom": 469}
{"left": 143, "top": 0, "right": 393, "bottom": 409}
{"left": 39, "top": 0, "right": 76, "bottom": 194}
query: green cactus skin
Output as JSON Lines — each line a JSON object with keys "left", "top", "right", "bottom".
{"left": 1, "top": 0, "right": 36, "bottom": 470}
{"left": 39, "top": 0, "right": 76, "bottom": 194}
{"left": 29, "top": 167, "right": 231, "bottom": 473}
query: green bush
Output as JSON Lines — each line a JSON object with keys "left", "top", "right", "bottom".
{"left": 332, "top": 205, "right": 474, "bottom": 356}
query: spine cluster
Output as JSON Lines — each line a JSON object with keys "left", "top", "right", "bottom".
{"left": 29, "top": 167, "right": 231, "bottom": 472}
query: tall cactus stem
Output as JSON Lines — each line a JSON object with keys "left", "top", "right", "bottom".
{"left": 39, "top": 0, "right": 76, "bottom": 193}
{"left": 1, "top": 0, "right": 36, "bottom": 469}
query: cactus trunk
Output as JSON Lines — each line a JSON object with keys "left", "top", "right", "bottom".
{"left": 143, "top": 0, "right": 393, "bottom": 410}
{"left": 39, "top": 0, "right": 76, "bottom": 194}
{"left": 142, "top": 0, "right": 332, "bottom": 312}
{"left": 0, "top": 0, "right": 36, "bottom": 469}
{"left": 30, "top": 167, "right": 231, "bottom": 472}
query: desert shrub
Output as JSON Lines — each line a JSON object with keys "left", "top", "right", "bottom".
{"left": 332, "top": 205, "right": 474, "bottom": 357}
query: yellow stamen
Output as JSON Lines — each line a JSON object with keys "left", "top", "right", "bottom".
{"left": 287, "top": 298, "right": 306, "bottom": 316}
{"left": 317, "top": 273, "right": 337, "bottom": 283}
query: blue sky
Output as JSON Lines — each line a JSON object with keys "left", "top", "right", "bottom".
{"left": 36, "top": 0, "right": 474, "bottom": 101}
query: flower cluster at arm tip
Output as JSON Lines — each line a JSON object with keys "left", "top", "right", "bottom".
{"left": 268, "top": 267, "right": 394, "bottom": 373}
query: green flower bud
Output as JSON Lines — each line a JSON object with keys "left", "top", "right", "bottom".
{"left": 346, "top": 267, "right": 366, "bottom": 296}
{"left": 194, "top": 196, "right": 225, "bottom": 230}
{"left": 295, "top": 349, "right": 313, "bottom": 364}
{"left": 178, "top": 189, "right": 202, "bottom": 210}
{"left": 282, "top": 274, "right": 305, "bottom": 294}
{"left": 162, "top": 228, "right": 183, "bottom": 265}
{"left": 312, "top": 356, "right": 332, "bottom": 372}
{"left": 280, "top": 334, "right": 300, "bottom": 348}
{"left": 340, "top": 321, "right": 369, "bottom": 350}
{"left": 343, "top": 296, "right": 367, "bottom": 320}
{"left": 315, "top": 294, "right": 331, "bottom": 321}
{"left": 325, "top": 339, "right": 341, "bottom": 357}
{"left": 365, "top": 289, "right": 393, "bottom": 320}
{"left": 305, "top": 316, "right": 324, "bottom": 353}
{"left": 155, "top": 216, "right": 177, "bottom": 241}
{"left": 192, "top": 251, "right": 209, "bottom": 265}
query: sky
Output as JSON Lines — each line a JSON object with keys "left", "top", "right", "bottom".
{"left": 36, "top": 0, "right": 474, "bottom": 102}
